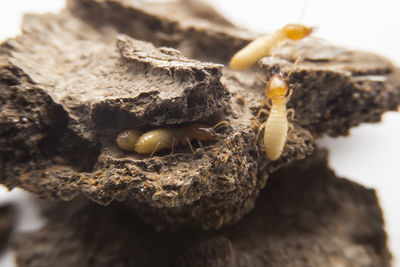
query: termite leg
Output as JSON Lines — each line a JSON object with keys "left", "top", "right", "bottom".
{"left": 254, "top": 121, "right": 267, "bottom": 147}
{"left": 256, "top": 73, "right": 269, "bottom": 85}
{"left": 286, "top": 88, "right": 293, "bottom": 102}
{"left": 251, "top": 119, "right": 260, "bottom": 127}
{"left": 170, "top": 137, "right": 177, "bottom": 155}
{"left": 196, "top": 139, "right": 203, "bottom": 148}
{"left": 286, "top": 56, "right": 301, "bottom": 81}
{"left": 254, "top": 121, "right": 267, "bottom": 160}
{"left": 212, "top": 120, "right": 230, "bottom": 131}
{"left": 261, "top": 98, "right": 272, "bottom": 109}
{"left": 186, "top": 137, "right": 195, "bottom": 154}
{"left": 255, "top": 108, "right": 269, "bottom": 120}
{"left": 250, "top": 119, "right": 261, "bottom": 132}
{"left": 288, "top": 122, "right": 294, "bottom": 135}
{"left": 149, "top": 142, "right": 161, "bottom": 158}
{"left": 287, "top": 108, "right": 295, "bottom": 121}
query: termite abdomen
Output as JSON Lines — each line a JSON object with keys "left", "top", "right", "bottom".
{"left": 116, "top": 129, "right": 142, "bottom": 152}
{"left": 229, "top": 24, "right": 313, "bottom": 70}
{"left": 134, "top": 128, "right": 179, "bottom": 155}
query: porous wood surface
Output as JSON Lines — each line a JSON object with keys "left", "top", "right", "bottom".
{"left": 0, "top": 0, "right": 399, "bottom": 229}
{"left": 12, "top": 150, "right": 391, "bottom": 267}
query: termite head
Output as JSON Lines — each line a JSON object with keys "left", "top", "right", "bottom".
{"left": 185, "top": 123, "right": 220, "bottom": 141}
{"left": 282, "top": 24, "right": 313, "bottom": 41}
{"left": 266, "top": 74, "right": 288, "bottom": 99}
{"left": 185, "top": 121, "right": 229, "bottom": 141}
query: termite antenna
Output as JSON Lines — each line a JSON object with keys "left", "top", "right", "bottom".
{"left": 186, "top": 137, "right": 195, "bottom": 153}
{"left": 212, "top": 120, "right": 230, "bottom": 131}
{"left": 149, "top": 142, "right": 161, "bottom": 158}
{"left": 297, "top": 0, "right": 308, "bottom": 23}
{"left": 310, "top": 26, "right": 319, "bottom": 34}
{"left": 285, "top": 56, "right": 301, "bottom": 81}
{"left": 256, "top": 72, "right": 269, "bottom": 85}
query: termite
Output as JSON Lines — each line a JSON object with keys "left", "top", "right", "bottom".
{"left": 255, "top": 58, "right": 300, "bottom": 160}
{"left": 230, "top": 24, "right": 313, "bottom": 70}
{"left": 116, "top": 121, "right": 228, "bottom": 157}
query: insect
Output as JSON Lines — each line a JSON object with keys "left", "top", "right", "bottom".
{"left": 116, "top": 121, "right": 228, "bottom": 157}
{"left": 229, "top": 24, "right": 313, "bottom": 70}
{"left": 255, "top": 58, "right": 299, "bottom": 160}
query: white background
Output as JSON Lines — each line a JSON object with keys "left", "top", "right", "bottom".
{"left": 0, "top": 0, "right": 399, "bottom": 266}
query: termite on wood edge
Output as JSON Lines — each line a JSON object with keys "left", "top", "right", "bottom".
{"left": 254, "top": 58, "right": 300, "bottom": 160}
{"left": 116, "top": 121, "right": 229, "bottom": 157}
{"left": 230, "top": 24, "right": 313, "bottom": 70}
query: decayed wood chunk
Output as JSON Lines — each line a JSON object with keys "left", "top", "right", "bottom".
{"left": 0, "top": 0, "right": 399, "bottom": 229}
{"left": 0, "top": 10, "right": 312, "bottom": 229}
{"left": 12, "top": 150, "right": 391, "bottom": 267}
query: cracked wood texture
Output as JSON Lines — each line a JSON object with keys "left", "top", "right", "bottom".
{"left": 0, "top": 0, "right": 399, "bottom": 229}
{"left": 12, "top": 150, "right": 391, "bottom": 267}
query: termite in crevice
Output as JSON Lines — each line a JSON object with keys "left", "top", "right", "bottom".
{"left": 116, "top": 121, "right": 229, "bottom": 157}
{"left": 230, "top": 24, "right": 313, "bottom": 70}
{"left": 254, "top": 58, "right": 300, "bottom": 160}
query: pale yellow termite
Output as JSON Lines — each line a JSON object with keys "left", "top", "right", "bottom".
{"left": 230, "top": 24, "right": 313, "bottom": 70}
{"left": 116, "top": 121, "right": 228, "bottom": 157}
{"left": 255, "top": 60, "right": 299, "bottom": 160}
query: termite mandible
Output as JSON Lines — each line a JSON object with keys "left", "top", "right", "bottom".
{"left": 230, "top": 24, "right": 313, "bottom": 70}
